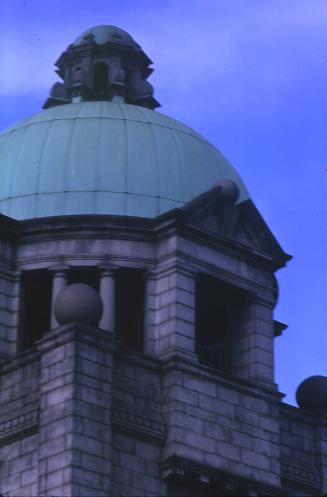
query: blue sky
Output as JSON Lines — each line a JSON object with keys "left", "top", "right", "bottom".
{"left": 1, "top": 0, "right": 326, "bottom": 405}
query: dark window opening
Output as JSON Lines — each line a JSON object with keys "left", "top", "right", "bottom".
{"left": 195, "top": 274, "right": 247, "bottom": 373}
{"left": 115, "top": 268, "right": 145, "bottom": 352}
{"left": 72, "top": 66, "right": 84, "bottom": 83}
{"left": 93, "top": 62, "right": 108, "bottom": 92}
{"left": 67, "top": 266, "right": 99, "bottom": 291}
{"left": 168, "top": 480, "right": 251, "bottom": 497}
{"left": 20, "top": 269, "right": 52, "bottom": 351}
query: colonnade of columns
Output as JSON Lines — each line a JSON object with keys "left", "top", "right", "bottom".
{"left": 22, "top": 264, "right": 273, "bottom": 388}
{"left": 49, "top": 266, "right": 198, "bottom": 361}
{"left": 50, "top": 267, "right": 116, "bottom": 331}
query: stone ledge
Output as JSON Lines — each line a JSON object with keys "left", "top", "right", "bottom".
{"left": 160, "top": 455, "right": 284, "bottom": 496}
{"left": 161, "top": 353, "right": 282, "bottom": 402}
{"left": 36, "top": 323, "right": 117, "bottom": 355}
{"left": 0, "top": 407, "right": 39, "bottom": 446}
{"left": 115, "top": 345, "right": 161, "bottom": 371}
{"left": 0, "top": 347, "right": 40, "bottom": 374}
{"left": 0, "top": 352, "right": 13, "bottom": 364}
{"left": 281, "top": 460, "right": 321, "bottom": 490}
{"left": 112, "top": 406, "right": 166, "bottom": 445}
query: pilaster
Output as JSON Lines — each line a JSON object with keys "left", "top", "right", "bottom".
{"left": 152, "top": 267, "right": 197, "bottom": 361}
{"left": 316, "top": 415, "right": 327, "bottom": 494}
{"left": 37, "top": 324, "right": 115, "bottom": 496}
{"left": 235, "top": 295, "right": 276, "bottom": 390}
{"left": 144, "top": 270, "right": 156, "bottom": 355}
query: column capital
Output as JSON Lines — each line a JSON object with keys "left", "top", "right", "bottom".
{"left": 99, "top": 266, "right": 116, "bottom": 277}
{"left": 50, "top": 265, "right": 68, "bottom": 276}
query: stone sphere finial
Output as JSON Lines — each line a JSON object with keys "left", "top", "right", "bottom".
{"left": 54, "top": 283, "right": 103, "bottom": 326}
{"left": 296, "top": 375, "right": 327, "bottom": 413}
{"left": 213, "top": 179, "right": 239, "bottom": 204}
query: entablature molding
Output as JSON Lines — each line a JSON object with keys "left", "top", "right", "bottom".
{"left": 160, "top": 455, "right": 284, "bottom": 497}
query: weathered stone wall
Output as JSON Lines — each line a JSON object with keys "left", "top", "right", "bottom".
{"left": 0, "top": 435, "right": 39, "bottom": 496}
{"left": 281, "top": 405, "right": 316, "bottom": 466}
{"left": 150, "top": 266, "right": 196, "bottom": 358}
{"left": 0, "top": 353, "right": 40, "bottom": 496}
{"left": 161, "top": 358, "right": 281, "bottom": 488}
{"left": 112, "top": 351, "right": 163, "bottom": 428}
{"left": 111, "top": 350, "right": 166, "bottom": 496}
{"left": 0, "top": 353, "right": 40, "bottom": 419}
{"left": 36, "top": 325, "right": 114, "bottom": 496}
{"left": 112, "top": 434, "right": 166, "bottom": 496}
{"left": 280, "top": 404, "right": 322, "bottom": 493}
{"left": 0, "top": 340, "right": 326, "bottom": 496}
{"left": 0, "top": 225, "right": 19, "bottom": 358}
{"left": 0, "top": 272, "right": 17, "bottom": 358}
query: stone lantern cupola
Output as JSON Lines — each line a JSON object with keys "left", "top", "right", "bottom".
{"left": 44, "top": 25, "right": 160, "bottom": 109}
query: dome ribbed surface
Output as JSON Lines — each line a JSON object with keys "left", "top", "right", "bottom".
{"left": 0, "top": 101, "right": 249, "bottom": 220}
{"left": 73, "top": 25, "right": 137, "bottom": 47}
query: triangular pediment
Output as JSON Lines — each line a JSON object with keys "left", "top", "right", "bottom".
{"left": 179, "top": 187, "right": 290, "bottom": 268}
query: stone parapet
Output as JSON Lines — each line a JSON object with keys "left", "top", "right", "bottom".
{"left": 161, "top": 355, "right": 282, "bottom": 490}
{"left": 280, "top": 403, "right": 326, "bottom": 495}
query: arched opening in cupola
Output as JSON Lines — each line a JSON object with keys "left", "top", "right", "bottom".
{"left": 94, "top": 62, "right": 108, "bottom": 92}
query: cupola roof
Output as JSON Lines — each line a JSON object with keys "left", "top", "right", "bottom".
{"left": 73, "top": 25, "right": 138, "bottom": 48}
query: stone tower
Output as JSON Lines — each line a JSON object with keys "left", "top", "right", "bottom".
{"left": 0, "top": 25, "right": 326, "bottom": 497}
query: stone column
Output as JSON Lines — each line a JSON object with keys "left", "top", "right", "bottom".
{"left": 50, "top": 268, "right": 67, "bottom": 329}
{"left": 99, "top": 268, "right": 115, "bottom": 331}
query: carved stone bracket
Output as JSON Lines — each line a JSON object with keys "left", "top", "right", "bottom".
{"left": 0, "top": 407, "right": 39, "bottom": 446}
{"left": 112, "top": 406, "right": 166, "bottom": 444}
{"left": 281, "top": 460, "right": 321, "bottom": 491}
{"left": 160, "top": 456, "right": 284, "bottom": 497}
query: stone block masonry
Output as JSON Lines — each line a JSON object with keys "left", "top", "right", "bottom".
{"left": 161, "top": 357, "right": 282, "bottom": 489}
{"left": 151, "top": 267, "right": 196, "bottom": 358}
{"left": 36, "top": 324, "right": 115, "bottom": 497}
{"left": 112, "top": 434, "right": 166, "bottom": 496}
{"left": 0, "top": 331, "right": 326, "bottom": 496}
{"left": 0, "top": 435, "right": 39, "bottom": 496}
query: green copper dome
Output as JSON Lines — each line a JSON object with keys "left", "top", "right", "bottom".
{"left": 0, "top": 101, "right": 249, "bottom": 220}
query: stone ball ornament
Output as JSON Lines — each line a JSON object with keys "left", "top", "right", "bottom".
{"left": 296, "top": 375, "right": 327, "bottom": 413}
{"left": 54, "top": 283, "right": 103, "bottom": 326}
{"left": 213, "top": 179, "right": 239, "bottom": 204}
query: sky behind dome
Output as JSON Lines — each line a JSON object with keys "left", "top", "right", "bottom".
{"left": 0, "top": 0, "right": 326, "bottom": 405}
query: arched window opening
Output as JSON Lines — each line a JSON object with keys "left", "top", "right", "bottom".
{"left": 195, "top": 274, "right": 248, "bottom": 373}
{"left": 93, "top": 62, "right": 108, "bottom": 93}
{"left": 115, "top": 268, "right": 145, "bottom": 352}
